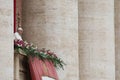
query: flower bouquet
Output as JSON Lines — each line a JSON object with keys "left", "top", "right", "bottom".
{"left": 14, "top": 40, "right": 65, "bottom": 70}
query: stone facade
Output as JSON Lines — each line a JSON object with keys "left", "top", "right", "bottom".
{"left": 0, "top": 0, "right": 120, "bottom": 80}
{"left": 0, "top": 0, "right": 13, "bottom": 80}
{"left": 22, "top": 0, "right": 79, "bottom": 80}
{"left": 16, "top": 0, "right": 22, "bottom": 27}
{"left": 115, "top": 0, "right": 120, "bottom": 80}
{"left": 78, "top": 0, "right": 115, "bottom": 80}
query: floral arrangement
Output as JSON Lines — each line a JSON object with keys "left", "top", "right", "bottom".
{"left": 14, "top": 40, "right": 65, "bottom": 70}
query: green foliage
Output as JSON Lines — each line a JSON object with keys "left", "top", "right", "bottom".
{"left": 14, "top": 44, "right": 65, "bottom": 70}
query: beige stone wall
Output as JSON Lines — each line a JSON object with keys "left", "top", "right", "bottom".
{"left": 0, "top": 0, "right": 117, "bottom": 80}
{"left": 16, "top": 0, "right": 22, "bottom": 27}
{"left": 78, "top": 0, "right": 115, "bottom": 80}
{"left": 0, "top": 0, "right": 13, "bottom": 80}
{"left": 22, "top": 0, "right": 79, "bottom": 80}
{"left": 115, "top": 0, "right": 120, "bottom": 80}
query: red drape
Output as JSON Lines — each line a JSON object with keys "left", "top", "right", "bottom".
{"left": 29, "top": 57, "right": 59, "bottom": 80}
{"left": 14, "top": 0, "right": 16, "bottom": 33}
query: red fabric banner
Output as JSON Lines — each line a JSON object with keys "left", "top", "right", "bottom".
{"left": 14, "top": 0, "right": 16, "bottom": 33}
{"left": 29, "top": 57, "right": 59, "bottom": 80}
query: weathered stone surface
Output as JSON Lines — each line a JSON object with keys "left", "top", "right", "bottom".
{"left": 0, "top": 0, "right": 118, "bottom": 80}
{"left": 115, "top": 0, "right": 120, "bottom": 80}
{"left": 0, "top": 0, "right": 13, "bottom": 80}
{"left": 16, "top": 0, "right": 22, "bottom": 27}
{"left": 78, "top": 0, "right": 115, "bottom": 80}
{"left": 22, "top": 0, "right": 79, "bottom": 80}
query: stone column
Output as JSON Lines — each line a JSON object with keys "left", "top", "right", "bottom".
{"left": 0, "top": 0, "right": 13, "bottom": 80}
{"left": 115, "top": 0, "right": 120, "bottom": 80}
{"left": 78, "top": 0, "right": 115, "bottom": 80}
{"left": 22, "top": 0, "right": 79, "bottom": 80}
{"left": 14, "top": 54, "right": 20, "bottom": 80}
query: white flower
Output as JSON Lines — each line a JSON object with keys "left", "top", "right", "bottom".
{"left": 26, "top": 44, "right": 30, "bottom": 49}
{"left": 24, "top": 41, "right": 28, "bottom": 45}
{"left": 30, "top": 43, "right": 33, "bottom": 47}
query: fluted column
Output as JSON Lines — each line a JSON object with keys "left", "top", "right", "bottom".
{"left": 78, "top": 0, "right": 115, "bottom": 80}
{"left": 0, "top": 0, "right": 13, "bottom": 80}
{"left": 22, "top": 0, "right": 79, "bottom": 80}
{"left": 115, "top": 0, "right": 120, "bottom": 80}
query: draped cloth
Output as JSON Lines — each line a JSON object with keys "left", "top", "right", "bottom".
{"left": 14, "top": 0, "right": 16, "bottom": 33}
{"left": 29, "top": 57, "right": 59, "bottom": 80}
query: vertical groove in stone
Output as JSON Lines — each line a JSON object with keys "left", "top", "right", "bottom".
{"left": 78, "top": 0, "right": 115, "bottom": 80}
{"left": 22, "top": 0, "right": 79, "bottom": 80}
{"left": 115, "top": 0, "right": 120, "bottom": 80}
